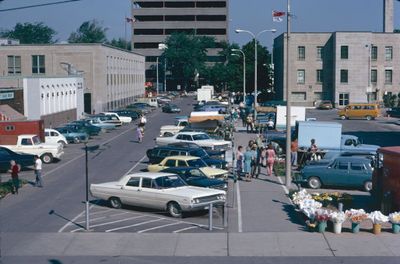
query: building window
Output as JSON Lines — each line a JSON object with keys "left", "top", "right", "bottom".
{"left": 316, "top": 70, "right": 323, "bottom": 83}
{"left": 385, "top": 69, "right": 393, "bottom": 84}
{"left": 339, "top": 93, "right": 349, "bottom": 106}
{"left": 371, "top": 69, "right": 377, "bottom": 83}
{"left": 291, "top": 92, "right": 306, "bottom": 102}
{"left": 297, "top": 69, "right": 305, "bottom": 84}
{"left": 32, "top": 55, "right": 45, "bottom": 74}
{"left": 340, "top": 69, "right": 348, "bottom": 83}
{"left": 317, "top": 46, "right": 323, "bottom": 60}
{"left": 371, "top": 46, "right": 378, "bottom": 61}
{"left": 7, "top": 55, "right": 21, "bottom": 75}
{"left": 5, "top": 125, "right": 15, "bottom": 131}
{"left": 340, "top": 46, "right": 349, "bottom": 59}
{"left": 298, "top": 46, "right": 305, "bottom": 60}
{"left": 385, "top": 46, "right": 393, "bottom": 61}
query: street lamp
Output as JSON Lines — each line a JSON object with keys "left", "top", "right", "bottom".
{"left": 231, "top": 49, "right": 246, "bottom": 104}
{"left": 84, "top": 143, "right": 99, "bottom": 231}
{"left": 158, "top": 43, "right": 167, "bottom": 92}
{"left": 235, "top": 28, "right": 276, "bottom": 118}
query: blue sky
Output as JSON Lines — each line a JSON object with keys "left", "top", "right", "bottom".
{"left": 0, "top": 0, "right": 399, "bottom": 48}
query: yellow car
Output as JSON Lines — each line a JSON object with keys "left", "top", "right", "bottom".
{"left": 147, "top": 156, "right": 229, "bottom": 179}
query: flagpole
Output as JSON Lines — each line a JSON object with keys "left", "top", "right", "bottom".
{"left": 285, "top": 0, "right": 292, "bottom": 188}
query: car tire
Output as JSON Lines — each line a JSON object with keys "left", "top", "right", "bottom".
{"left": 364, "top": 181, "right": 372, "bottom": 192}
{"left": 109, "top": 197, "right": 122, "bottom": 209}
{"left": 340, "top": 115, "right": 346, "bottom": 120}
{"left": 57, "top": 140, "right": 66, "bottom": 148}
{"left": 167, "top": 202, "right": 182, "bottom": 218}
{"left": 163, "top": 132, "right": 174, "bottom": 137}
{"left": 366, "top": 115, "right": 372, "bottom": 121}
{"left": 73, "top": 137, "right": 80, "bottom": 144}
{"left": 41, "top": 153, "right": 53, "bottom": 164}
{"left": 308, "top": 177, "right": 321, "bottom": 189}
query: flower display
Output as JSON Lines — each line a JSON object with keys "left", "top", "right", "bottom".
{"left": 329, "top": 211, "right": 346, "bottom": 223}
{"left": 345, "top": 209, "right": 368, "bottom": 224}
{"left": 291, "top": 189, "right": 312, "bottom": 205}
{"left": 315, "top": 209, "right": 331, "bottom": 222}
{"left": 389, "top": 212, "right": 400, "bottom": 224}
{"left": 368, "top": 211, "right": 389, "bottom": 224}
{"left": 298, "top": 198, "right": 322, "bottom": 219}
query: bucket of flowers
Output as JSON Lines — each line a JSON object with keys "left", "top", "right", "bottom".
{"left": 368, "top": 211, "right": 389, "bottom": 235}
{"left": 388, "top": 212, "right": 400, "bottom": 234}
{"left": 329, "top": 211, "right": 346, "bottom": 234}
{"left": 315, "top": 209, "right": 331, "bottom": 233}
{"left": 345, "top": 209, "right": 368, "bottom": 233}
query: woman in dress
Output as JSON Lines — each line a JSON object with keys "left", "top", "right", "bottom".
{"left": 266, "top": 143, "right": 276, "bottom": 176}
{"left": 236, "top": 146, "right": 244, "bottom": 180}
{"left": 136, "top": 126, "right": 144, "bottom": 143}
{"left": 243, "top": 147, "right": 254, "bottom": 182}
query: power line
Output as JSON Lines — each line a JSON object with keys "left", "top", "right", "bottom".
{"left": 0, "top": 0, "right": 83, "bottom": 12}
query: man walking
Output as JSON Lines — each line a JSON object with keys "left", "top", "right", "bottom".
{"left": 34, "top": 155, "right": 43, "bottom": 187}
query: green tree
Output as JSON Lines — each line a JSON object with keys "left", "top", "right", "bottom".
{"left": 68, "top": 20, "right": 107, "bottom": 43}
{"left": 394, "top": 29, "right": 400, "bottom": 33}
{"left": 107, "top": 38, "right": 131, "bottom": 50}
{"left": 0, "top": 22, "right": 56, "bottom": 44}
{"left": 162, "top": 32, "right": 215, "bottom": 90}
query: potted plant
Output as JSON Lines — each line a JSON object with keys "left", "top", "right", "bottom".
{"left": 388, "top": 212, "right": 400, "bottom": 234}
{"left": 315, "top": 209, "right": 331, "bottom": 233}
{"left": 329, "top": 211, "right": 346, "bottom": 234}
{"left": 368, "top": 211, "right": 389, "bottom": 235}
{"left": 345, "top": 209, "right": 368, "bottom": 233}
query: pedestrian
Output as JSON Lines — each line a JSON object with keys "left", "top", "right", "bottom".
{"left": 291, "top": 139, "right": 298, "bottom": 167}
{"left": 260, "top": 147, "right": 267, "bottom": 167}
{"left": 139, "top": 114, "right": 147, "bottom": 129}
{"left": 240, "top": 108, "right": 246, "bottom": 127}
{"left": 255, "top": 133, "right": 263, "bottom": 148}
{"left": 267, "top": 118, "right": 274, "bottom": 130}
{"left": 250, "top": 144, "right": 259, "bottom": 178}
{"left": 236, "top": 146, "right": 244, "bottom": 180}
{"left": 8, "top": 160, "right": 20, "bottom": 194}
{"left": 136, "top": 126, "right": 144, "bottom": 143}
{"left": 34, "top": 155, "right": 43, "bottom": 187}
{"left": 266, "top": 143, "right": 276, "bottom": 176}
{"left": 246, "top": 114, "right": 254, "bottom": 133}
{"left": 248, "top": 139, "right": 255, "bottom": 149}
{"left": 308, "top": 138, "right": 320, "bottom": 161}
{"left": 243, "top": 147, "right": 254, "bottom": 182}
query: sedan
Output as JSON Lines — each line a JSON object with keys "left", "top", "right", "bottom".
{"left": 90, "top": 172, "right": 226, "bottom": 218}
{"left": 162, "top": 104, "right": 181, "bottom": 113}
{"left": 299, "top": 156, "right": 373, "bottom": 191}
{"left": 0, "top": 147, "right": 35, "bottom": 172}
{"left": 55, "top": 127, "right": 89, "bottom": 143}
{"left": 317, "top": 101, "right": 333, "bottom": 110}
{"left": 386, "top": 107, "right": 400, "bottom": 118}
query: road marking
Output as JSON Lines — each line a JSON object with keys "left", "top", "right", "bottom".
{"left": 58, "top": 204, "right": 96, "bottom": 233}
{"left": 105, "top": 218, "right": 164, "bottom": 232}
{"left": 137, "top": 222, "right": 183, "bottom": 233}
{"left": 123, "top": 155, "right": 147, "bottom": 175}
{"left": 76, "top": 216, "right": 106, "bottom": 224}
{"left": 276, "top": 175, "right": 290, "bottom": 195}
{"left": 236, "top": 181, "right": 242, "bottom": 233}
{"left": 69, "top": 215, "right": 146, "bottom": 232}
{"left": 85, "top": 208, "right": 114, "bottom": 216}
{"left": 173, "top": 226, "right": 198, "bottom": 233}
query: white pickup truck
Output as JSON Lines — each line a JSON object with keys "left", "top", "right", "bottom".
{"left": 159, "top": 119, "right": 189, "bottom": 136}
{"left": 1, "top": 134, "right": 64, "bottom": 163}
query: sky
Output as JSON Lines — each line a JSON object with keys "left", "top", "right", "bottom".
{"left": 0, "top": 0, "right": 399, "bottom": 48}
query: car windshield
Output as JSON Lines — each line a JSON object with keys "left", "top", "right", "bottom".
{"left": 187, "top": 159, "right": 207, "bottom": 167}
{"left": 32, "top": 136, "right": 42, "bottom": 145}
{"left": 189, "top": 149, "right": 207, "bottom": 158}
{"left": 192, "top": 134, "right": 210, "bottom": 140}
{"left": 155, "top": 175, "right": 186, "bottom": 188}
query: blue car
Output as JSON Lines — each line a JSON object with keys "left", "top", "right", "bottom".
{"left": 55, "top": 127, "right": 89, "bottom": 144}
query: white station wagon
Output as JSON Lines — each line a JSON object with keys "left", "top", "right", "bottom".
{"left": 90, "top": 172, "right": 226, "bottom": 217}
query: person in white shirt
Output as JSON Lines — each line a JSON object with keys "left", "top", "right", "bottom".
{"left": 34, "top": 155, "right": 43, "bottom": 187}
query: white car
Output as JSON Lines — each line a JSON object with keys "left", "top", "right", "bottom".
{"left": 45, "top": 128, "right": 68, "bottom": 147}
{"left": 156, "top": 132, "right": 231, "bottom": 151}
{"left": 100, "top": 112, "right": 132, "bottom": 124}
{"left": 90, "top": 172, "right": 226, "bottom": 218}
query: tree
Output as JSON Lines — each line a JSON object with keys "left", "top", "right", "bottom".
{"left": 0, "top": 22, "right": 56, "bottom": 44}
{"left": 68, "top": 20, "right": 107, "bottom": 43}
{"left": 107, "top": 38, "right": 131, "bottom": 50}
{"left": 394, "top": 29, "right": 400, "bottom": 33}
{"left": 163, "top": 32, "right": 215, "bottom": 90}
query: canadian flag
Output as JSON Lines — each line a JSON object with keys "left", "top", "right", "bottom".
{"left": 126, "top": 17, "right": 136, "bottom": 23}
{"left": 272, "top": 11, "right": 286, "bottom": 22}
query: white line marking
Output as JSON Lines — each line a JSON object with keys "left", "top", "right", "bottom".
{"left": 276, "top": 175, "right": 289, "bottom": 194}
{"left": 58, "top": 204, "right": 96, "bottom": 233}
{"left": 123, "top": 155, "right": 147, "bottom": 175}
{"left": 110, "top": 211, "right": 131, "bottom": 217}
{"left": 236, "top": 182, "right": 242, "bottom": 233}
{"left": 69, "top": 215, "right": 146, "bottom": 232}
{"left": 83, "top": 208, "right": 114, "bottom": 216}
{"left": 137, "top": 222, "right": 182, "bottom": 233}
{"left": 173, "top": 226, "right": 198, "bottom": 233}
{"left": 105, "top": 218, "right": 164, "bottom": 232}
{"left": 76, "top": 216, "right": 106, "bottom": 224}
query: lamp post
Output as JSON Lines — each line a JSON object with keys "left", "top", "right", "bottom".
{"left": 84, "top": 143, "right": 99, "bottom": 231}
{"left": 285, "top": 0, "right": 292, "bottom": 188}
{"left": 158, "top": 43, "right": 167, "bottom": 92}
{"left": 235, "top": 28, "right": 276, "bottom": 118}
{"left": 231, "top": 49, "right": 246, "bottom": 104}
{"left": 156, "top": 57, "right": 159, "bottom": 96}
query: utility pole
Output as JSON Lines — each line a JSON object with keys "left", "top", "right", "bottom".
{"left": 285, "top": 0, "right": 292, "bottom": 188}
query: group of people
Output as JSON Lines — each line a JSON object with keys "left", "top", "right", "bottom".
{"left": 7, "top": 155, "right": 43, "bottom": 195}
{"left": 136, "top": 114, "right": 147, "bottom": 143}
{"left": 235, "top": 135, "right": 277, "bottom": 182}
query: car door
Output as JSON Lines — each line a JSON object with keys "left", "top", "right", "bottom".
{"left": 0, "top": 148, "right": 12, "bottom": 170}
{"left": 139, "top": 177, "right": 164, "bottom": 209}
{"left": 324, "top": 160, "right": 349, "bottom": 186}
{"left": 349, "top": 162, "right": 371, "bottom": 188}
{"left": 120, "top": 176, "right": 142, "bottom": 205}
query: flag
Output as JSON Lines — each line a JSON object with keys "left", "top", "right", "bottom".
{"left": 272, "top": 10, "right": 285, "bottom": 22}
{"left": 126, "top": 17, "right": 136, "bottom": 23}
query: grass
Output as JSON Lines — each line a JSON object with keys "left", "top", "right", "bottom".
{"left": 0, "top": 179, "right": 27, "bottom": 198}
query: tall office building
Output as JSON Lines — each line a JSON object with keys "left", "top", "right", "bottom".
{"left": 131, "top": 0, "right": 229, "bottom": 88}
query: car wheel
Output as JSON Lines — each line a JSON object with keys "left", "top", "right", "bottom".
{"left": 41, "top": 153, "right": 53, "bottom": 164}
{"left": 340, "top": 115, "right": 346, "bottom": 120}
{"left": 366, "top": 115, "right": 372, "bottom": 121}
{"left": 163, "top": 132, "right": 174, "bottom": 137}
{"left": 167, "top": 202, "right": 182, "bottom": 218}
{"left": 109, "top": 197, "right": 122, "bottom": 209}
{"left": 57, "top": 140, "right": 66, "bottom": 148}
{"left": 364, "top": 181, "right": 373, "bottom": 192}
{"left": 73, "top": 137, "right": 80, "bottom": 144}
{"left": 308, "top": 177, "right": 321, "bottom": 189}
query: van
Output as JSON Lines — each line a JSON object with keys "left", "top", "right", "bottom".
{"left": 338, "top": 103, "right": 379, "bottom": 120}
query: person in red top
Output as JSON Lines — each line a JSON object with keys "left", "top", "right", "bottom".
{"left": 8, "top": 160, "right": 20, "bottom": 194}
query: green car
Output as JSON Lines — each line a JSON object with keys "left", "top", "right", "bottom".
{"left": 300, "top": 156, "right": 373, "bottom": 192}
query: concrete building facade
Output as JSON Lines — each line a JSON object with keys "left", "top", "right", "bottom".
{"left": 131, "top": 0, "right": 229, "bottom": 86}
{"left": 274, "top": 32, "right": 400, "bottom": 107}
{"left": 0, "top": 44, "right": 145, "bottom": 114}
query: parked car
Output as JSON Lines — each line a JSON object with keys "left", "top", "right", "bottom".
{"left": 168, "top": 142, "right": 225, "bottom": 159}
{"left": 317, "top": 101, "right": 333, "bottom": 110}
{"left": 156, "top": 132, "right": 232, "bottom": 151}
{"left": 338, "top": 103, "right": 380, "bottom": 120}
{"left": 125, "top": 104, "right": 150, "bottom": 115}
{"left": 0, "top": 146, "right": 35, "bottom": 172}
{"left": 130, "top": 102, "right": 155, "bottom": 110}
{"left": 386, "top": 107, "right": 400, "bottom": 118}
{"left": 85, "top": 118, "right": 117, "bottom": 131}
{"left": 55, "top": 127, "right": 89, "bottom": 143}
{"left": 90, "top": 172, "right": 226, "bottom": 217}
{"left": 100, "top": 112, "right": 132, "bottom": 124}
{"left": 161, "top": 167, "right": 227, "bottom": 190}
{"left": 199, "top": 104, "right": 227, "bottom": 114}
{"left": 157, "top": 96, "right": 172, "bottom": 106}
{"left": 162, "top": 104, "right": 181, "bottom": 113}
{"left": 65, "top": 122, "right": 101, "bottom": 136}
{"left": 89, "top": 115, "right": 123, "bottom": 127}
{"left": 299, "top": 156, "right": 373, "bottom": 191}
{"left": 147, "top": 156, "right": 228, "bottom": 179}
{"left": 111, "top": 110, "right": 139, "bottom": 120}
{"left": 44, "top": 128, "right": 68, "bottom": 147}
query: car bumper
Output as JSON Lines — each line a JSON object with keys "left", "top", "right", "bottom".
{"left": 53, "top": 150, "right": 64, "bottom": 159}
{"left": 182, "top": 201, "right": 226, "bottom": 211}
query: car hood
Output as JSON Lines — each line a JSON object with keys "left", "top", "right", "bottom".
{"left": 161, "top": 186, "right": 225, "bottom": 198}
{"left": 356, "top": 144, "right": 380, "bottom": 151}
{"left": 203, "top": 158, "right": 227, "bottom": 166}
{"left": 187, "top": 177, "right": 226, "bottom": 188}
{"left": 199, "top": 167, "right": 228, "bottom": 177}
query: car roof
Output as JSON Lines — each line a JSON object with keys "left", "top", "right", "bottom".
{"left": 153, "top": 146, "right": 199, "bottom": 151}
{"left": 177, "top": 131, "right": 207, "bottom": 136}
{"left": 125, "top": 172, "right": 178, "bottom": 179}
{"left": 334, "top": 156, "right": 372, "bottom": 162}
{"left": 164, "top": 155, "right": 200, "bottom": 161}
{"left": 162, "top": 167, "right": 198, "bottom": 172}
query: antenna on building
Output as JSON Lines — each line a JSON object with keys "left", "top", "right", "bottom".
{"left": 60, "top": 62, "right": 83, "bottom": 75}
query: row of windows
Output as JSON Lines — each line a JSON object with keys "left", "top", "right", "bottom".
{"left": 106, "top": 74, "right": 143, "bottom": 86}
{"left": 134, "top": 15, "right": 226, "bottom": 22}
{"left": 135, "top": 1, "right": 226, "bottom": 8}
{"left": 7, "top": 55, "right": 45, "bottom": 75}
{"left": 145, "top": 55, "right": 224, "bottom": 63}
{"left": 296, "top": 69, "right": 393, "bottom": 84}
{"left": 297, "top": 45, "right": 395, "bottom": 61}
{"left": 133, "top": 28, "right": 226, "bottom": 36}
